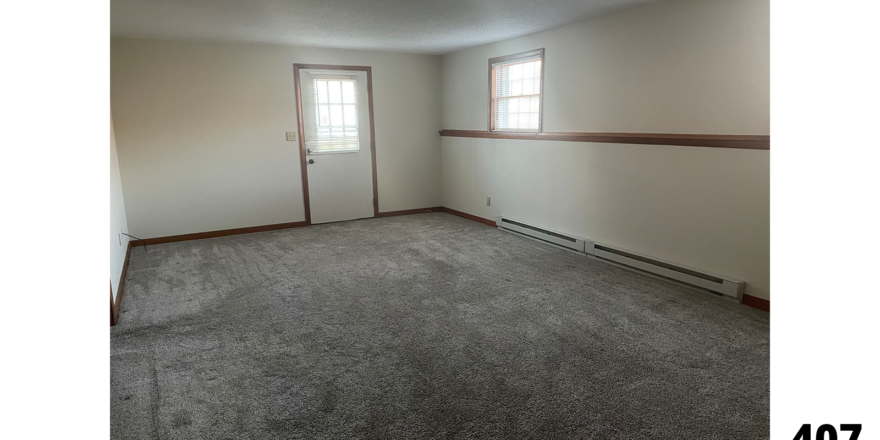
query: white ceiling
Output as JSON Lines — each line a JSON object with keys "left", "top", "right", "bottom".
{"left": 111, "top": 0, "right": 658, "bottom": 55}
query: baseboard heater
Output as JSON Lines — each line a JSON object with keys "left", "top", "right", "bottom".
{"left": 496, "top": 216, "right": 744, "bottom": 301}
{"left": 496, "top": 217, "right": 588, "bottom": 252}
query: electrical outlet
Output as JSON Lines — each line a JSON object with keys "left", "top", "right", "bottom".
{"left": 286, "top": 131, "right": 297, "bottom": 141}
{"left": 486, "top": 197, "right": 491, "bottom": 206}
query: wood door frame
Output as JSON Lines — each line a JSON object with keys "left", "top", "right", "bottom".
{"left": 293, "top": 64, "right": 379, "bottom": 225}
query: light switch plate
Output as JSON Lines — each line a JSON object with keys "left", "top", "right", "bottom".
{"left": 286, "top": 132, "right": 297, "bottom": 141}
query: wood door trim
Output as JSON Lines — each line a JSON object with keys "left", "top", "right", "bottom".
{"left": 293, "top": 64, "right": 311, "bottom": 225}
{"left": 366, "top": 67, "right": 379, "bottom": 217}
{"left": 293, "top": 64, "right": 380, "bottom": 223}
{"left": 439, "top": 129, "right": 770, "bottom": 150}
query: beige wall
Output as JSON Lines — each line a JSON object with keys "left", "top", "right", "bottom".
{"left": 111, "top": 0, "right": 770, "bottom": 299}
{"left": 443, "top": 0, "right": 769, "bottom": 134}
{"left": 110, "top": 116, "right": 130, "bottom": 302}
{"left": 111, "top": 38, "right": 442, "bottom": 239}
{"left": 441, "top": 0, "right": 770, "bottom": 299}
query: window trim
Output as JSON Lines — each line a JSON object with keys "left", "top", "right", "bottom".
{"left": 488, "top": 48, "right": 545, "bottom": 133}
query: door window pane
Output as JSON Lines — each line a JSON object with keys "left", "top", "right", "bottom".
{"left": 329, "top": 105, "right": 343, "bottom": 126}
{"left": 342, "top": 81, "right": 356, "bottom": 103}
{"left": 316, "top": 80, "right": 328, "bottom": 103}
{"left": 328, "top": 81, "right": 342, "bottom": 103}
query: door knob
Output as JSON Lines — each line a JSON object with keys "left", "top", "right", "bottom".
{"left": 308, "top": 159, "right": 315, "bottom": 164}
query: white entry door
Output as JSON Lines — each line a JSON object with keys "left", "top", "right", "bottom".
{"left": 298, "top": 68, "right": 375, "bottom": 224}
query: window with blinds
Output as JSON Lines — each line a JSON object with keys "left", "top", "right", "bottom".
{"left": 302, "top": 73, "right": 360, "bottom": 153}
{"left": 491, "top": 49, "right": 544, "bottom": 132}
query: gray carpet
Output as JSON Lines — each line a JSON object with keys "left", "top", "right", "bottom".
{"left": 111, "top": 212, "right": 769, "bottom": 439}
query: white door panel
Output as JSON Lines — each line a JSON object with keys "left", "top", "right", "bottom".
{"left": 307, "top": 150, "right": 374, "bottom": 224}
{"left": 299, "top": 68, "right": 375, "bottom": 224}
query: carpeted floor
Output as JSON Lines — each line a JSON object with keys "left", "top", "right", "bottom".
{"left": 110, "top": 212, "right": 769, "bottom": 439}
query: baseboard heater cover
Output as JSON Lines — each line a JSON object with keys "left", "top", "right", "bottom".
{"left": 496, "top": 216, "right": 744, "bottom": 301}
{"left": 496, "top": 217, "right": 587, "bottom": 252}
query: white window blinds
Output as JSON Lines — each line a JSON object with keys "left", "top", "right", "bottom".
{"left": 493, "top": 57, "right": 542, "bottom": 131}
{"left": 302, "top": 73, "right": 360, "bottom": 153}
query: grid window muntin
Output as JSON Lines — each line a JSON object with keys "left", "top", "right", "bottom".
{"left": 491, "top": 49, "right": 544, "bottom": 132}
{"left": 314, "top": 79, "right": 359, "bottom": 140}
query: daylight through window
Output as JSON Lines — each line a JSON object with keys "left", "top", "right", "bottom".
{"left": 492, "top": 50, "right": 543, "bottom": 132}
{"left": 304, "top": 75, "right": 360, "bottom": 153}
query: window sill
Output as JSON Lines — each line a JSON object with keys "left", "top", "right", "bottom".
{"left": 490, "top": 129, "right": 542, "bottom": 134}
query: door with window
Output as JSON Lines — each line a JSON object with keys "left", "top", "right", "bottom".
{"left": 296, "top": 66, "right": 376, "bottom": 224}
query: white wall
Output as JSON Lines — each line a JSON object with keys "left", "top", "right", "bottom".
{"left": 111, "top": 38, "right": 442, "bottom": 239}
{"left": 441, "top": 0, "right": 770, "bottom": 299}
{"left": 111, "top": 0, "right": 769, "bottom": 300}
{"left": 110, "top": 117, "right": 130, "bottom": 302}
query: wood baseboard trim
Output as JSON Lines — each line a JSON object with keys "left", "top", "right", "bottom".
{"left": 111, "top": 241, "right": 133, "bottom": 326}
{"left": 439, "top": 129, "right": 770, "bottom": 150}
{"left": 376, "top": 207, "right": 444, "bottom": 218}
{"left": 742, "top": 294, "right": 770, "bottom": 312}
{"left": 438, "top": 207, "right": 497, "bottom": 228}
{"left": 137, "top": 208, "right": 449, "bottom": 247}
{"left": 133, "top": 221, "right": 310, "bottom": 246}
{"left": 436, "top": 207, "right": 770, "bottom": 311}
{"left": 110, "top": 285, "right": 115, "bottom": 326}
{"left": 117, "top": 208, "right": 766, "bottom": 320}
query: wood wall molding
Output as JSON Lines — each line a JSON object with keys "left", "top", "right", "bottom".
{"left": 439, "top": 129, "right": 770, "bottom": 150}
{"left": 293, "top": 64, "right": 380, "bottom": 225}
{"left": 742, "top": 294, "right": 770, "bottom": 312}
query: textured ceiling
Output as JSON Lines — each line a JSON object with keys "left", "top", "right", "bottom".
{"left": 111, "top": 0, "right": 658, "bottom": 54}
